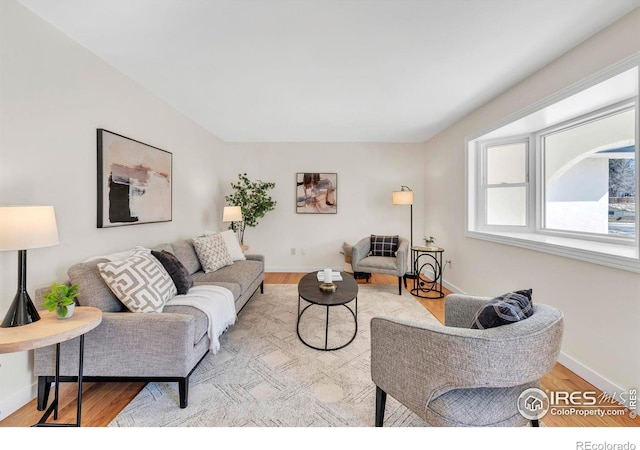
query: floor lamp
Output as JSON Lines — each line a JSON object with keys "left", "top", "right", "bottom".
{"left": 393, "top": 186, "right": 414, "bottom": 284}
{"left": 392, "top": 186, "right": 414, "bottom": 248}
{"left": 0, "top": 206, "right": 60, "bottom": 328}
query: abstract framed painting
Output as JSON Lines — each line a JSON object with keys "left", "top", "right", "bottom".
{"left": 296, "top": 172, "right": 337, "bottom": 214}
{"left": 97, "top": 129, "right": 172, "bottom": 228}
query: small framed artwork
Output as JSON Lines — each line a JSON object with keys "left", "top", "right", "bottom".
{"left": 296, "top": 173, "right": 337, "bottom": 214}
{"left": 97, "top": 129, "right": 172, "bottom": 228}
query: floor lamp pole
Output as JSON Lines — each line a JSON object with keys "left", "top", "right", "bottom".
{"left": 410, "top": 203, "right": 413, "bottom": 249}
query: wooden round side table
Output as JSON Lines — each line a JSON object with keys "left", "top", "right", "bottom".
{"left": 0, "top": 307, "right": 102, "bottom": 427}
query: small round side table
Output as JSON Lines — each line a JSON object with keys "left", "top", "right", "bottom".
{"left": 0, "top": 307, "right": 102, "bottom": 427}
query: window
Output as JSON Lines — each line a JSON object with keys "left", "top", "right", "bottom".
{"left": 481, "top": 139, "right": 529, "bottom": 227}
{"left": 466, "top": 58, "right": 639, "bottom": 272}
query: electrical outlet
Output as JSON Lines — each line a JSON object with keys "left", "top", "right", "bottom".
{"left": 445, "top": 259, "right": 452, "bottom": 268}
{"left": 291, "top": 248, "right": 296, "bottom": 255}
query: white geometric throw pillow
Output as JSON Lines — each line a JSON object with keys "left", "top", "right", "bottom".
{"left": 98, "top": 252, "right": 177, "bottom": 313}
{"left": 193, "top": 233, "right": 234, "bottom": 273}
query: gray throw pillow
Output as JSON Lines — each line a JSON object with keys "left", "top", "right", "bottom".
{"left": 151, "top": 250, "right": 194, "bottom": 295}
{"left": 470, "top": 289, "right": 533, "bottom": 329}
{"left": 67, "top": 259, "right": 127, "bottom": 312}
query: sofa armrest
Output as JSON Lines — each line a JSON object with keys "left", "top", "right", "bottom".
{"left": 351, "top": 237, "right": 370, "bottom": 267}
{"left": 244, "top": 254, "right": 264, "bottom": 263}
{"left": 34, "top": 311, "right": 202, "bottom": 378}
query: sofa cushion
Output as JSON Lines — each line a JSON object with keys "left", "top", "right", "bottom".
{"left": 193, "top": 233, "right": 234, "bottom": 273}
{"left": 98, "top": 252, "right": 177, "bottom": 313}
{"left": 191, "top": 260, "right": 262, "bottom": 293}
{"left": 190, "top": 280, "right": 241, "bottom": 300}
{"left": 171, "top": 239, "right": 202, "bottom": 275}
{"left": 151, "top": 250, "right": 194, "bottom": 295}
{"left": 357, "top": 256, "right": 398, "bottom": 271}
{"left": 470, "top": 289, "right": 533, "bottom": 330}
{"left": 370, "top": 234, "right": 399, "bottom": 257}
{"left": 68, "top": 259, "right": 127, "bottom": 312}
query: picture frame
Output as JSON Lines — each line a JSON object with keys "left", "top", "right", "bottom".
{"left": 296, "top": 172, "right": 337, "bottom": 214}
{"left": 97, "top": 129, "right": 172, "bottom": 228}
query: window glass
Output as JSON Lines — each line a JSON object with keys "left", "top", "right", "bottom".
{"left": 486, "top": 186, "right": 527, "bottom": 226}
{"left": 486, "top": 142, "right": 527, "bottom": 184}
{"left": 543, "top": 108, "right": 635, "bottom": 238}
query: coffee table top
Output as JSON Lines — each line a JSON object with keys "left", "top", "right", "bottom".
{"left": 298, "top": 271, "right": 358, "bottom": 306}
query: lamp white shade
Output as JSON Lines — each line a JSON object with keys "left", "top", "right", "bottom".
{"left": 0, "top": 206, "right": 60, "bottom": 251}
{"left": 223, "top": 206, "right": 243, "bottom": 222}
{"left": 392, "top": 190, "right": 414, "bottom": 205}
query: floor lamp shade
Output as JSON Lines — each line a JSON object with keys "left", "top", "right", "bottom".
{"left": 392, "top": 190, "right": 414, "bottom": 205}
{"left": 0, "top": 206, "right": 60, "bottom": 328}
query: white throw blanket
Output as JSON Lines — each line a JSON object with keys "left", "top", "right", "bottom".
{"left": 165, "top": 285, "right": 236, "bottom": 354}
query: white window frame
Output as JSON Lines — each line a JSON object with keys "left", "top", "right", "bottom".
{"left": 476, "top": 135, "right": 533, "bottom": 232}
{"left": 535, "top": 100, "right": 637, "bottom": 246}
{"left": 465, "top": 54, "right": 640, "bottom": 273}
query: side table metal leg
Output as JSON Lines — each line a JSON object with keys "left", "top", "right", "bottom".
{"left": 324, "top": 306, "right": 330, "bottom": 350}
{"left": 76, "top": 334, "right": 85, "bottom": 427}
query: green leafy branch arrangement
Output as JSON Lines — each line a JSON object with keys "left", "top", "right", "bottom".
{"left": 224, "top": 173, "right": 277, "bottom": 244}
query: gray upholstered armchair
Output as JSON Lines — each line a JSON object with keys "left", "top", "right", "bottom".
{"left": 350, "top": 236, "right": 409, "bottom": 295}
{"left": 371, "top": 293, "right": 564, "bottom": 426}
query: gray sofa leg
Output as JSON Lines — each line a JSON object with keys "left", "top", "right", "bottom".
{"left": 260, "top": 281, "right": 264, "bottom": 294}
{"left": 179, "top": 377, "right": 189, "bottom": 408}
{"left": 375, "top": 386, "right": 387, "bottom": 427}
{"left": 531, "top": 419, "right": 539, "bottom": 427}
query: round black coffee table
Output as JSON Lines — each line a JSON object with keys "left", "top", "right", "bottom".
{"left": 296, "top": 271, "right": 358, "bottom": 351}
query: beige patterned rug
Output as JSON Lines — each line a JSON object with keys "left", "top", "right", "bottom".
{"left": 108, "top": 283, "right": 440, "bottom": 427}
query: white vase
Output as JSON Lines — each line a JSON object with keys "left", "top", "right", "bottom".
{"left": 57, "top": 303, "right": 75, "bottom": 319}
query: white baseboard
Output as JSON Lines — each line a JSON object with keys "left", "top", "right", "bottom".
{"left": 421, "top": 268, "right": 466, "bottom": 295}
{"left": 267, "top": 266, "right": 343, "bottom": 273}
{"left": 557, "top": 352, "right": 626, "bottom": 396}
{"left": 0, "top": 381, "right": 36, "bottom": 422}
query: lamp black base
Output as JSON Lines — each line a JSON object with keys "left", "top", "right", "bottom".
{"left": 1, "top": 290, "right": 41, "bottom": 328}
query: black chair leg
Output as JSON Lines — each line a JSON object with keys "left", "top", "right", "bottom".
{"left": 531, "top": 419, "right": 539, "bottom": 427}
{"left": 375, "top": 386, "right": 387, "bottom": 427}
{"left": 397, "top": 277, "right": 402, "bottom": 295}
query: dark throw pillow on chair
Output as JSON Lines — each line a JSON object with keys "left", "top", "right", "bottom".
{"left": 370, "top": 234, "right": 399, "bottom": 257}
{"left": 151, "top": 250, "right": 194, "bottom": 295}
{"left": 470, "top": 289, "right": 533, "bottom": 329}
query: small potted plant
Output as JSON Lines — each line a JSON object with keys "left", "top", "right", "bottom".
{"left": 423, "top": 236, "right": 436, "bottom": 247}
{"left": 43, "top": 283, "right": 79, "bottom": 319}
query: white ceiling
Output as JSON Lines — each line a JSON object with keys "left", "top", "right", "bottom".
{"left": 16, "top": 0, "right": 640, "bottom": 143}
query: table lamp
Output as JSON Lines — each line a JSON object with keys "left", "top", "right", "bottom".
{"left": 0, "top": 206, "right": 59, "bottom": 328}
{"left": 223, "top": 205, "right": 244, "bottom": 243}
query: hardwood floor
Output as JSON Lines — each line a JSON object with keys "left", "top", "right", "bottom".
{"left": 1, "top": 272, "right": 637, "bottom": 427}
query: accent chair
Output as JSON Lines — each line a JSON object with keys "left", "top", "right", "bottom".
{"left": 371, "top": 293, "right": 564, "bottom": 426}
{"left": 350, "top": 235, "right": 409, "bottom": 295}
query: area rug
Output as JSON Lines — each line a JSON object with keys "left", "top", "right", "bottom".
{"left": 108, "top": 283, "right": 440, "bottom": 427}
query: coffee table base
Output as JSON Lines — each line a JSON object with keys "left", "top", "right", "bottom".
{"left": 296, "top": 296, "right": 358, "bottom": 351}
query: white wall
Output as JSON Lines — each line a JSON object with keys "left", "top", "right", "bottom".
{"left": 0, "top": 1, "right": 422, "bottom": 420}
{"left": 424, "top": 8, "right": 640, "bottom": 393}
{"left": 218, "top": 143, "right": 424, "bottom": 271}
{"left": 0, "top": 0, "right": 230, "bottom": 420}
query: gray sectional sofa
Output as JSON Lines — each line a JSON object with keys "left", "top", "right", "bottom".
{"left": 34, "top": 237, "right": 264, "bottom": 410}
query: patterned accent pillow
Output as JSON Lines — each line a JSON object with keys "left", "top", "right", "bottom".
{"left": 370, "top": 234, "right": 399, "bottom": 257}
{"left": 98, "top": 252, "right": 177, "bottom": 313}
{"left": 151, "top": 250, "right": 194, "bottom": 295}
{"left": 193, "top": 233, "right": 234, "bottom": 273}
{"left": 470, "top": 289, "right": 533, "bottom": 329}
